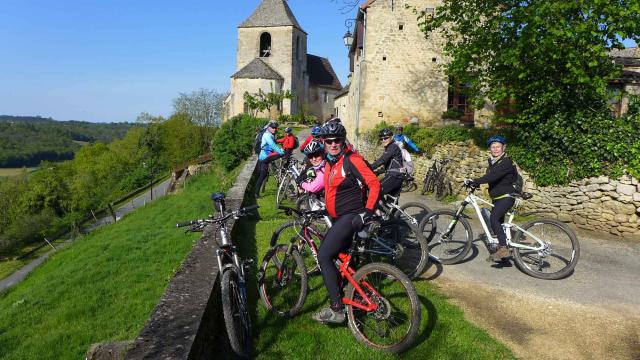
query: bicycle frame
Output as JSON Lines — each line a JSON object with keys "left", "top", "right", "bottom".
{"left": 454, "top": 191, "right": 547, "bottom": 253}
{"left": 381, "top": 194, "right": 419, "bottom": 227}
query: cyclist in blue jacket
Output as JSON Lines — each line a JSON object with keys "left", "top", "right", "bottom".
{"left": 255, "top": 121, "right": 285, "bottom": 199}
{"left": 394, "top": 125, "right": 420, "bottom": 153}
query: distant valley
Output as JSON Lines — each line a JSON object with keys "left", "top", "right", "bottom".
{"left": 0, "top": 115, "right": 138, "bottom": 168}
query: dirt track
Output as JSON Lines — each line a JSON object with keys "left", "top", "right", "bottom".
{"left": 430, "top": 273, "right": 640, "bottom": 360}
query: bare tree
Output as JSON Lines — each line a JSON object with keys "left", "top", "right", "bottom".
{"left": 329, "top": 0, "right": 362, "bottom": 14}
{"left": 172, "top": 88, "right": 226, "bottom": 127}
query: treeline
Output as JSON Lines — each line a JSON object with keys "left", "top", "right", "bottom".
{"left": 0, "top": 116, "right": 136, "bottom": 167}
{"left": 0, "top": 89, "right": 229, "bottom": 255}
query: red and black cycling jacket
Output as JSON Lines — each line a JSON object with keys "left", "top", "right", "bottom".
{"left": 323, "top": 150, "right": 381, "bottom": 219}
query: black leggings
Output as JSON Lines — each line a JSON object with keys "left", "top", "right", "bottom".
{"left": 318, "top": 212, "right": 358, "bottom": 308}
{"left": 380, "top": 175, "right": 403, "bottom": 198}
{"left": 255, "top": 153, "right": 282, "bottom": 196}
{"left": 491, "top": 197, "right": 515, "bottom": 247}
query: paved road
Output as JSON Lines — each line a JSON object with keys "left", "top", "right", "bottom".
{"left": 399, "top": 190, "right": 640, "bottom": 359}
{"left": 0, "top": 177, "right": 173, "bottom": 293}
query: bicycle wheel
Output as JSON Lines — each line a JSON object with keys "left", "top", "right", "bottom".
{"left": 345, "top": 262, "right": 421, "bottom": 353}
{"left": 419, "top": 210, "right": 473, "bottom": 264}
{"left": 401, "top": 179, "right": 417, "bottom": 193}
{"left": 394, "top": 202, "right": 432, "bottom": 228}
{"left": 421, "top": 169, "right": 435, "bottom": 195}
{"left": 270, "top": 221, "right": 320, "bottom": 274}
{"left": 258, "top": 244, "right": 308, "bottom": 317}
{"left": 364, "top": 219, "right": 429, "bottom": 279}
{"left": 276, "top": 173, "right": 291, "bottom": 205}
{"left": 221, "top": 269, "right": 253, "bottom": 358}
{"left": 511, "top": 219, "right": 580, "bottom": 280}
{"left": 435, "top": 174, "right": 452, "bottom": 200}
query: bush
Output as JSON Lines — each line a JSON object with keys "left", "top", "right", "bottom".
{"left": 442, "top": 108, "right": 464, "bottom": 119}
{"left": 212, "top": 114, "right": 266, "bottom": 171}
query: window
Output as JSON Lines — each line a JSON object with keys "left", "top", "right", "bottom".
{"left": 296, "top": 36, "right": 300, "bottom": 60}
{"left": 323, "top": 91, "right": 329, "bottom": 104}
{"left": 398, "top": 23, "right": 404, "bottom": 31}
{"left": 383, "top": 56, "right": 387, "bottom": 61}
{"left": 260, "top": 32, "right": 271, "bottom": 57}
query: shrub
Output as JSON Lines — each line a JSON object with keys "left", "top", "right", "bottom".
{"left": 212, "top": 114, "right": 266, "bottom": 171}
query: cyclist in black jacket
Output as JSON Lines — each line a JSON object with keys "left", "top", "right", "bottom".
{"left": 465, "top": 135, "right": 517, "bottom": 262}
{"left": 371, "top": 128, "right": 405, "bottom": 198}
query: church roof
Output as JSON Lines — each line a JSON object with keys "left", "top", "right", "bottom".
{"left": 239, "top": 0, "right": 306, "bottom": 33}
{"left": 307, "top": 54, "right": 342, "bottom": 90}
{"left": 231, "top": 58, "right": 284, "bottom": 80}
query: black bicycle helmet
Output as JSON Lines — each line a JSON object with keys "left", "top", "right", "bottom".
{"left": 268, "top": 121, "right": 279, "bottom": 129}
{"left": 285, "top": 127, "right": 292, "bottom": 133}
{"left": 321, "top": 121, "right": 346, "bottom": 138}
{"left": 303, "top": 140, "right": 325, "bottom": 156}
{"left": 395, "top": 125, "right": 404, "bottom": 133}
{"left": 379, "top": 128, "right": 393, "bottom": 139}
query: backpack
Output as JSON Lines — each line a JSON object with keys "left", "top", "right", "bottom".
{"left": 293, "top": 135, "right": 300, "bottom": 149}
{"left": 342, "top": 152, "right": 373, "bottom": 189}
{"left": 513, "top": 170, "right": 524, "bottom": 194}
{"left": 400, "top": 148, "right": 415, "bottom": 175}
{"left": 254, "top": 128, "right": 267, "bottom": 154}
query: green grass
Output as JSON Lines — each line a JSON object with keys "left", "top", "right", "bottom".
{"left": 0, "top": 163, "right": 241, "bottom": 360}
{"left": 0, "top": 238, "right": 68, "bottom": 280}
{"left": 0, "top": 167, "right": 37, "bottom": 177}
{"left": 236, "top": 180, "right": 515, "bottom": 359}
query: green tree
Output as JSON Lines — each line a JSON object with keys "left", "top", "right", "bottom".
{"left": 243, "top": 87, "right": 292, "bottom": 118}
{"left": 417, "top": 0, "right": 640, "bottom": 119}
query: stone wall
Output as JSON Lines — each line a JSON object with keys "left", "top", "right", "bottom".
{"left": 355, "top": 138, "right": 640, "bottom": 239}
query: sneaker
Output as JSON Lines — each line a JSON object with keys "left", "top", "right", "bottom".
{"left": 312, "top": 306, "right": 346, "bottom": 324}
{"left": 487, "top": 246, "right": 509, "bottom": 262}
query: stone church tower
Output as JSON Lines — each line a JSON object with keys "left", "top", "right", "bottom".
{"left": 224, "top": 0, "right": 342, "bottom": 121}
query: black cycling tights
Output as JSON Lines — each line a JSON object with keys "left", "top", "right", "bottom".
{"left": 255, "top": 153, "right": 282, "bottom": 197}
{"left": 318, "top": 212, "right": 358, "bottom": 310}
{"left": 491, "top": 197, "right": 515, "bottom": 247}
{"left": 380, "top": 175, "right": 403, "bottom": 197}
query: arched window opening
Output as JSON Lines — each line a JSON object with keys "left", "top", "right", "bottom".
{"left": 260, "top": 32, "right": 271, "bottom": 57}
{"left": 296, "top": 36, "right": 300, "bottom": 59}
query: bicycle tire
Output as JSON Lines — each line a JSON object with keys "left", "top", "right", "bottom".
{"left": 434, "top": 172, "right": 451, "bottom": 200}
{"left": 258, "top": 244, "right": 308, "bottom": 317}
{"left": 276, "top": 173, "right": 291, "bottom": 205}
{"left": 421, "top": 169, "right": 436, "bottom": 195}
{"left": 363, "top": 219, "right": 429, "bottom": 279}
{"left": 419, "top": 209, "right": 473, "bottom": 264}
{"left": 511, "top": 219, "right": 580, "bottom": 280}
{"left": 345, "top": 262, "right": 421, "bottom": 354}
{"left": 221, "top": 269, "right": 253, "bottom": 358}
{"left": 401, "top": 179, "right": 417, "bottom": 193}
{"left": 394, "top": 202, "right": 432, "bottom": 228}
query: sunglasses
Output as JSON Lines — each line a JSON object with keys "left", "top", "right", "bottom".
{"left": 308, "top": 152, "right": 324, "bottom": 158}
{"left": 324, "top": 138, "right": 344, "bottom": 145}
{"left": 380, "top": 136, "right": 391, "bottom": 141}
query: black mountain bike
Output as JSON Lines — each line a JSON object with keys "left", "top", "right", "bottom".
{"left": 421, "top": 158, "right": 452, "bottom": 199}
{"left": 177, "top": 193, "right": 259, "bottom": 358}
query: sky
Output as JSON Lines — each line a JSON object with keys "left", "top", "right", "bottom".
{"left": 0, "top": 0, "right": 637, "bottom": 123}
{"left": 0, "top": 0, "right": 358, "bottom": 123}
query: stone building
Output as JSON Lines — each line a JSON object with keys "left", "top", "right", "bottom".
{"left": 336, "top": 0, "right": 640, "bottom": 140}
{"left": 223, "top": 0, "right": 341, "bottom": 121}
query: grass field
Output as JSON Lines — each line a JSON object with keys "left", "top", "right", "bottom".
{"left": 236, "top": 179, "right": 515, "bottom": 359}
{"left": 0, "top": 164, "right": 240, "bottom": 360}
{"left": 0, "top": 167, "right": 37, "bottom": 177}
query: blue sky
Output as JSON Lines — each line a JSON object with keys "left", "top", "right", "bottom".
{"left": 0, "top": 0, "right": 357, "bottom": 123}
{"left": 0, "top": 0, "right": 637, "bottom": 123}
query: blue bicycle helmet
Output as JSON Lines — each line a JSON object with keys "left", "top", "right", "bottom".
{"left": 486, "top": 135, "right": 506, "bottom": 147}
{"left": 311, "top": 126, "right": 322, "bottom": 136}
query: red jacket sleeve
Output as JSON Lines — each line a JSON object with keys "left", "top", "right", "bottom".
{"left": 299, "top": 135, "right": 312, "bottom": 151}
{"left": 349, "top": 154, "right": 380, "bottom": 211}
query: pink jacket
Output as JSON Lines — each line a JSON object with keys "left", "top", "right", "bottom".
{"left": 300, "top": 162, "right": 325, "bottom": 194}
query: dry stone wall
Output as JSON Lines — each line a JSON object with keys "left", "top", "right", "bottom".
{"left": 355, "top": 138, "right": 640, "bottom": 239}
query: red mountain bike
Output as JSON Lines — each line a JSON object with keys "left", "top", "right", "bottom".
{"left": 257, "top": 207, "right": 421, "bottom": 354}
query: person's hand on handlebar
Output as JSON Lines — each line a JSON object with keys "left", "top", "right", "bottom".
{"left": 463, "top": 178, "right": 479, "bottom": 188}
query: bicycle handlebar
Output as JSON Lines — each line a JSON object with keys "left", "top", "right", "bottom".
{"left": 176, "top": 204, "right": 260, "bottom": 228}
{"left": 176, "top": 220, "right": 198, "bottom": 228}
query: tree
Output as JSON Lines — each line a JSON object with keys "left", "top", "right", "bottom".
{"left": 243, "top": 87, "right": 292, "bottom": 118}
{"left": 172, "top": 88, "right": 226, "bottom": 127}
{"left": 417, "top": 0, "right": 640, "bottom": 120}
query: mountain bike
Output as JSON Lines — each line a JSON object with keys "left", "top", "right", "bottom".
{"left": 421, "top": 158, "right": 451, "bottom": 196}
{"left": 400, "top": 173, "right": 418, "bottom": 193}
{"left": 266, "top": 206, "right": 428, "bottom": 279}
{"left": 276, "top": 157, "right": 303, "bottom": 206}
{"left": 418, "top": 184, "right": 580, "bottom": 279}
{"left": 177, "top": 193, "right": 260, "bottom": 358}
{"left": 257, "top": 208, "right": 421, "bottom": 353}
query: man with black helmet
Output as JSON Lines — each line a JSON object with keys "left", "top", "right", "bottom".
{"left": 255, "top": 121, "right": 285, "bottom": 199}
{"left": 312, "top": 121, "right": 381, "bottom": 324}
{"left": 371, "top": 128, "right": 405, "bottom": 198}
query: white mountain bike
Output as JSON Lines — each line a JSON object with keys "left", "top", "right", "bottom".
{"left": 418, "top": 183, "right": 580, "bottom": 280}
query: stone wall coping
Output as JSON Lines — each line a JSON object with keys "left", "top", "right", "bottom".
{"left": 123, "top": 156, "right": 258, "bottom": 359}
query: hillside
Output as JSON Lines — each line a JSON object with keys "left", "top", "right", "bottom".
{"left": 0, "top": 116, "right": 139, "bottom": 167}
